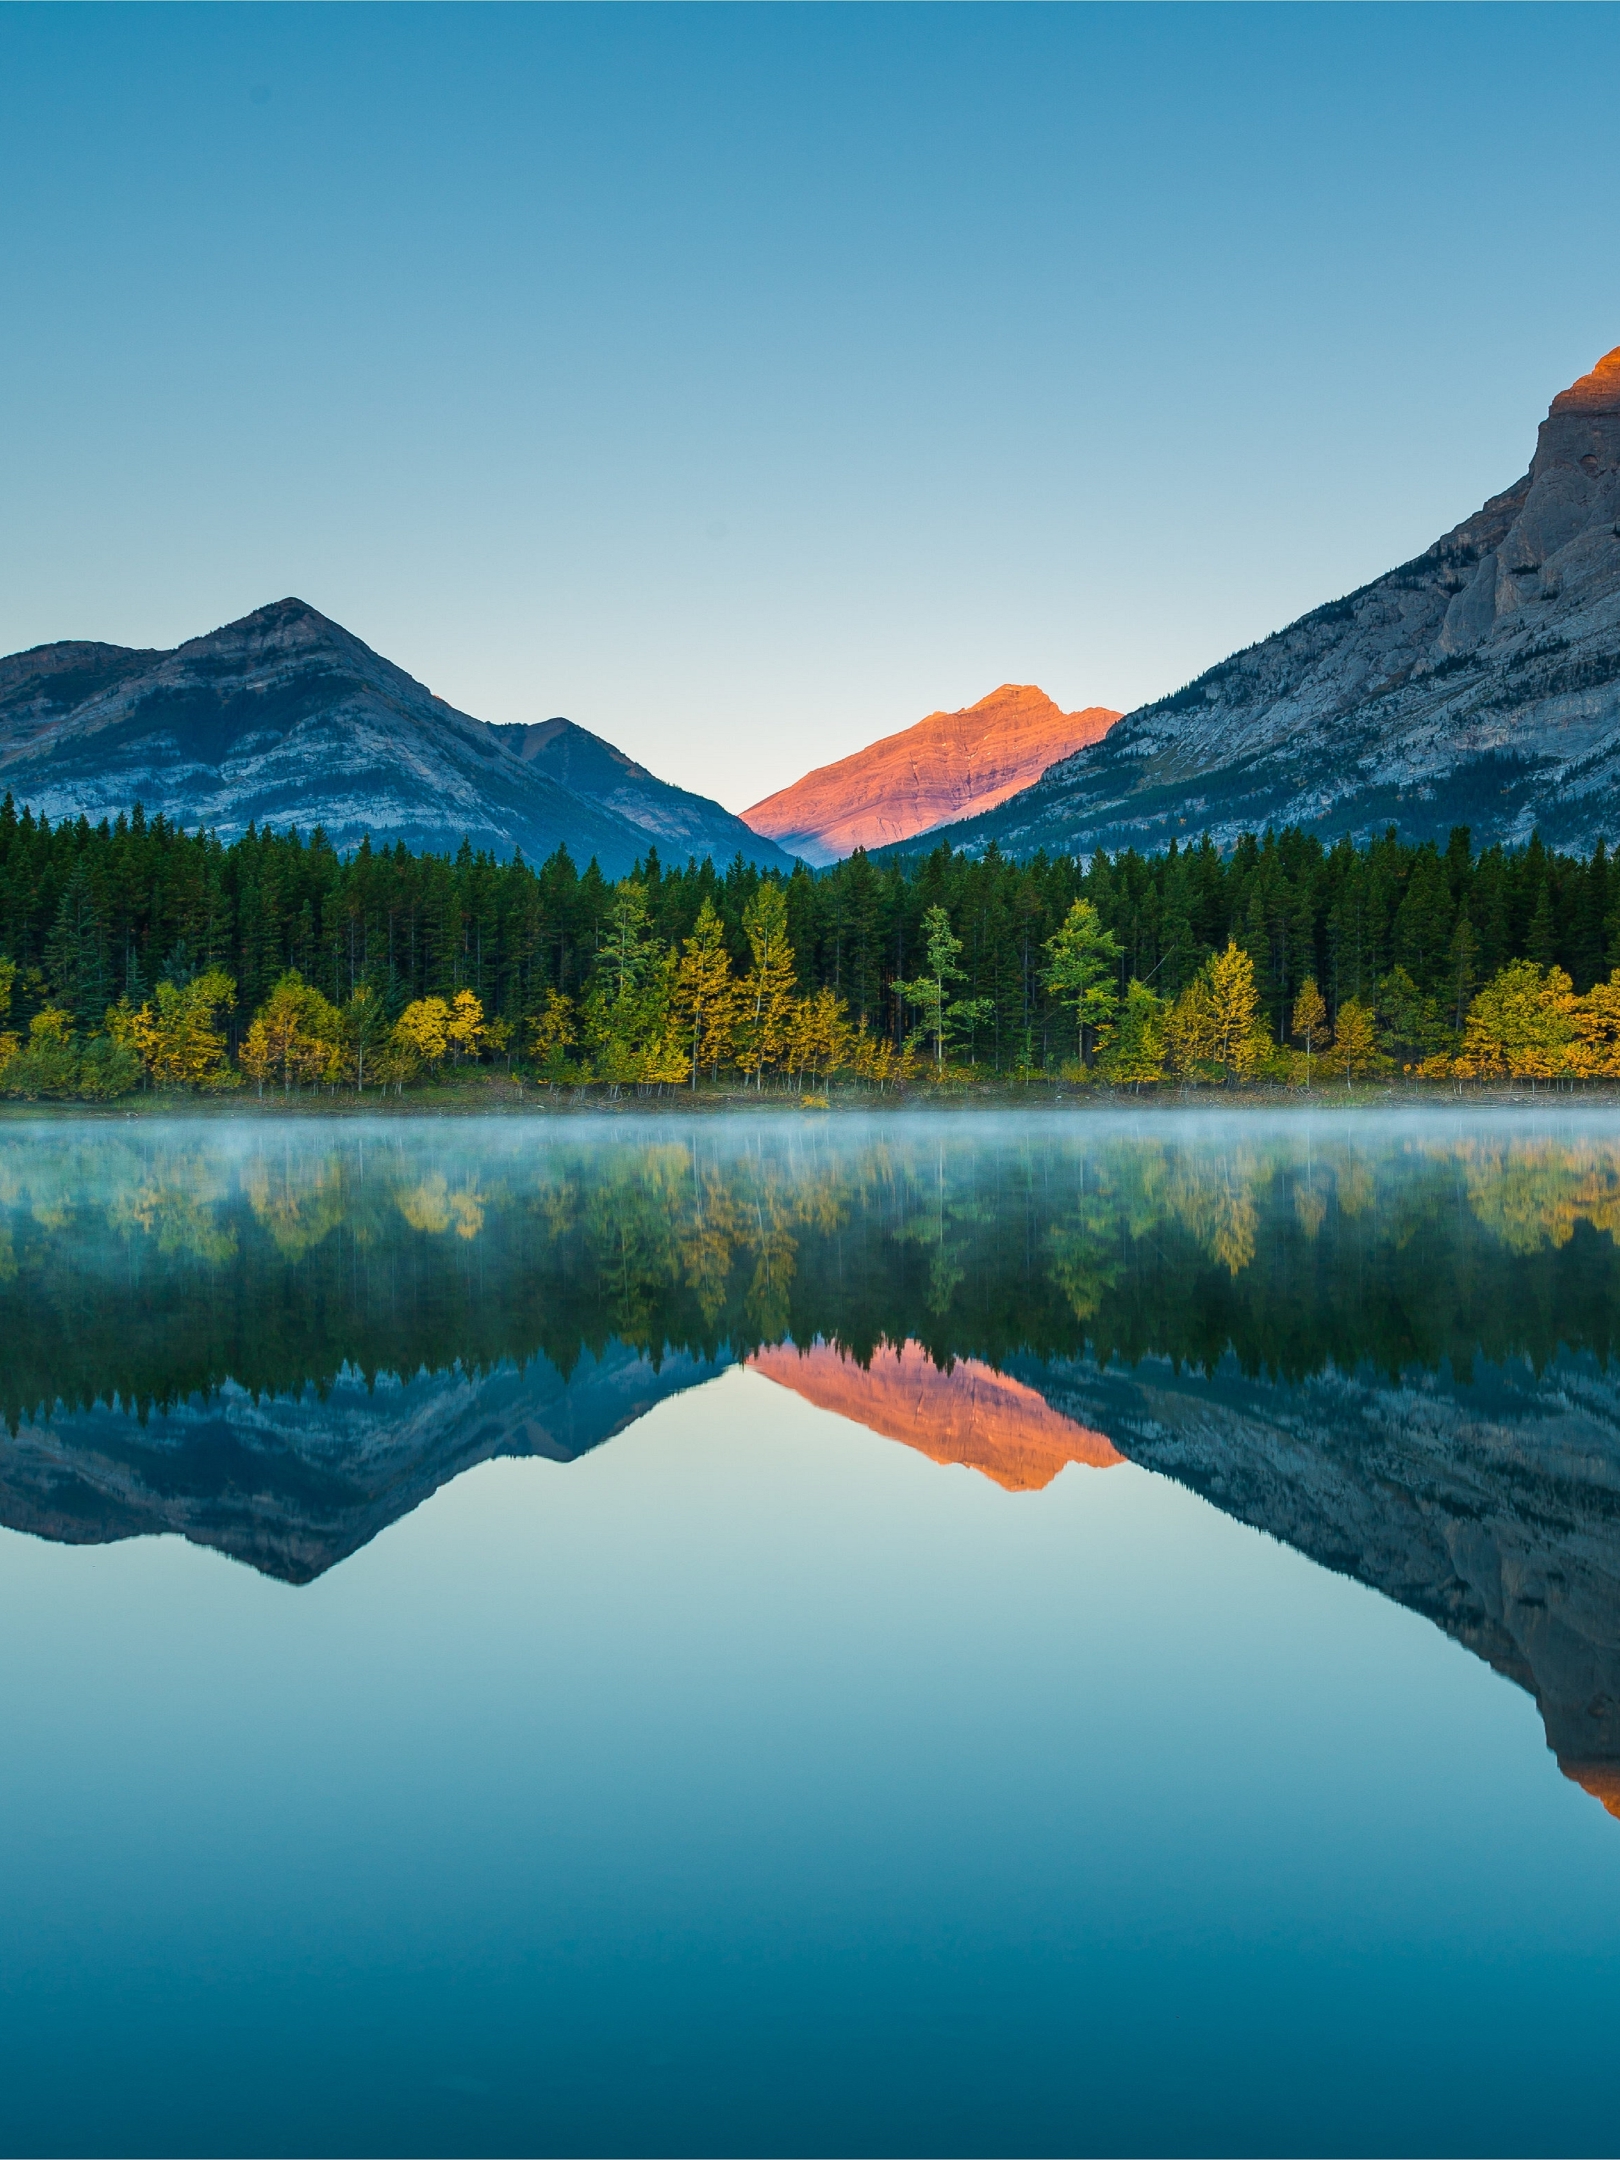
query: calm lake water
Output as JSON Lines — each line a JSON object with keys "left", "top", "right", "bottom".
{"left": 3, "top": 1109, "right": 1620, "bottom": 2157}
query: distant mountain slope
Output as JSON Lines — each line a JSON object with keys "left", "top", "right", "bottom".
{"left": 491, "top": 714, "right": 792, "bottom": 872}
{"left": 741, "top": 683, "right": 1118, "bottom": 866}
{"left": 913, "top": 347, "right": 1620, "bottom": 862}
{"left": 0, "top": 599, "right": 792, "bottom": 877}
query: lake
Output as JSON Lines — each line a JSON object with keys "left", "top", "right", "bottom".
{"left": 2, "top": 1109, "right": 1620, "bottom": 2157}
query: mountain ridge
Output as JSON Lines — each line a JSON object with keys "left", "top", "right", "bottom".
{"left": 900, "top": 346, "right": 1620, "bottom": 862}
{"left": 0, "top": 598, "right": 794, "bottom": 878}
{"left": 742, "top": 682, "right": 1118, "bottom": 865}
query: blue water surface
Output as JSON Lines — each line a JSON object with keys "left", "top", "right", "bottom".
{"left": 1, "top": 1113, "right": 1618, "bottom": 2155}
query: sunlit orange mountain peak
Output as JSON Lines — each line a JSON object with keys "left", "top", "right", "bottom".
{"left": 748, "top": 1339, "right": 1122, "bottom": 1490}
{"left": 740, "top": 684, "right": 1119, "bottom": 867}
{"left": 1549, "top": 342, "right": 1620, "bottom": 416}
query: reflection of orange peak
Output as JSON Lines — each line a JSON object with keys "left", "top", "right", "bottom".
{"left": 1560, "top": 1759, "right": 1620, "bottom": 1821}
{"left": 740, "top": 685, "right": 1120, "bottom": 866}
{"left": 748, "top": 1339, "right": 1122, "bottom": 1490}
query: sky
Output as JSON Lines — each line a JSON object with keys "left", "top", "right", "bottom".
{"left": 2, "top": 5, "right": 1617, "bottom": 814}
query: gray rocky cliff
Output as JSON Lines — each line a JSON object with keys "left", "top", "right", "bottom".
{"left": 921, "top": 347, "right": 1620, "bottom": 859}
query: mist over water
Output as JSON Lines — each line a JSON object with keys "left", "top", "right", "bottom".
{"left": 4, "top": 1110, "right": 1620, "bottom": 2155}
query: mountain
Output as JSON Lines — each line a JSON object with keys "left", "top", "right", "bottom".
{"left": 0, "top": 1342, "right": 732, "bottom": 1584}
{"left": 748, "top": 1338, "right": 1122, "bottom": 1490}
{"left": 740, "top": 683, "right": 1119, "bottom": 865}
{"left": 913, "top": 346, "right": 1620, "bottom": 861}
{"left": 0, "top": 599, "right": 794, "bottom": 877}
{"left": 488, "top": 714, "right": 788, "bottom": 873}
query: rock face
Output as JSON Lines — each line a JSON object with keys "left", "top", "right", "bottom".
{"left": 749, "top": 1338, "right": 1122, "bottom": 1489}
{"left": 1021, "top": 1348, "right": 1620, "bottom": 1820}
{"left": 741, "top": 684, "right": 1119, "bottom": 865}
{"left": 0, "top": 599, "right": 794, "bottom": 877}
{"left": 921, "top": 347, "right": 1620, "bottom": 861}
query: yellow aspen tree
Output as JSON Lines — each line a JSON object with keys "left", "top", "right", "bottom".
{"left": 1292, "top": 977, "right": 1327, "bottom": 1087}
{"left": 132, "top": 968, "right": 237, "bottom": 1090}
{"left": 394, "top": 996, "right": 451, "bottom": 1073}
{"left": 527, "top": 990, "right": 576, "bottom": 1075}
{"left": 445, "top": 989, "right": 485, "bottom": 1064}
{"left": 1320, "top": 999, "right": 1391, "bottom": 1086}
{"left": 1205, "top": 940, "right": 1264, "bottom": 1077}
{"left": 1454, "top": 962, "right": 1577, "bottom": 1082}
{"left": 1571, "top": 969, "right": 1620, "bottom": 1081}
{"left": 671, "top": 899, "right": 738, "bottom": 1087}
{"left": 238, "top": 1017, "right": 275, "bottom": 1096}
{"left": 735, "top": 883, "right": 797, "bottom": 1089}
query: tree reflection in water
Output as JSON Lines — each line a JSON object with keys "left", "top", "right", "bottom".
{"left": 5, "top": 1111, "right": 1620, "bottom": 1812}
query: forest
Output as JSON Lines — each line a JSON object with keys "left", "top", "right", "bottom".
{"left": 2, "top": 789, "right": 1620, "bottom": 1096}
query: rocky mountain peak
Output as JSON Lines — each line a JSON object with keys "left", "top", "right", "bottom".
{"left": 918, "top": 341, "right": 1620, "bottom": 859}
{"left": 1549, "top": 343, "right": 1620, "bottom": 417}
{"left": 742, "top": 682, "right": 1119, "bottom": 865}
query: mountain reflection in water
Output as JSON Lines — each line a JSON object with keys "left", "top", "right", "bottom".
{"left": 5, "top": 1112, "right": 1620, "bottom": 1814}
{"left": 750, "top": 1339, "right": 1122, "bottom": 1488}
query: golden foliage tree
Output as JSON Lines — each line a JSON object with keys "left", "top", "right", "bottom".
{"left": 445, "top": 988, "right": 486, "bottom": 1064}
{"left": 735, "top": 883, "right": 797, "bottom": 1088}
{"left": 1291, "top": 977, "right": 1326, "bottom": 1086}
{"left": 671, "top": 899, "right": 738, "bottom": 1087}
{"left": 131, "top": 968, "right": 238, "bottom": 1091}
{"left": 1166, "top": 941, "right": 1266, "bottom": 1082}
{"left": 1319, "top": 999, "right": 1391, "bottom": 1085}
{"left": 527, "top": 989, "right": 577, "bottom": 1077}
{"left": 394, "top": 995, "right": 452, "bottom": 1073}
{"left": 1453, "top": 961, "right": 1578, "bottom": 1081}
{"left": 239, "top": 972, "right": 343, "bottom": 1094}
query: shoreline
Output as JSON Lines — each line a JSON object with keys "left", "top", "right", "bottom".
{"left": 8, "top": 1078, "right": 1620, "bottom": 1120}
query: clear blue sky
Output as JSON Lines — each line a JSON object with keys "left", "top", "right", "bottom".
{"left": 2, "top": 3, "right": 1616, "bottom": 811}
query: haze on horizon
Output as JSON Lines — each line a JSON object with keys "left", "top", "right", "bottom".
{"left": 1, "top": 4, "right": 1616, "bottom": 814}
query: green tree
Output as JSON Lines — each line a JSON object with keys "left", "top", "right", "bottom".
{"left": 894, "top": 905, "right": 993, "bottom": 1073}
{"left": 1041, "top": 899, "right": 1122, "bottom": 1064}
{"left": 1098, "top": 980, "right": 1167, "bottom": 1089}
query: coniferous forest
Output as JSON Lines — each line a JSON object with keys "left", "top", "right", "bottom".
{"left": 3, "top": 790, "right": 1620, "bottom": 1098}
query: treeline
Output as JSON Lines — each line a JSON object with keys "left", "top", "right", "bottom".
{"left": 4, "top": 791, "right": 1620, "bottom": 1096}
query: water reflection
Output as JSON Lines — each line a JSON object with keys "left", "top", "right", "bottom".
{"left": 750, "top": 1340, "right": 1123, "bottom": 1488}
{"left": 5, "top": 1112, "right": 1620, "bottom": 1813}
